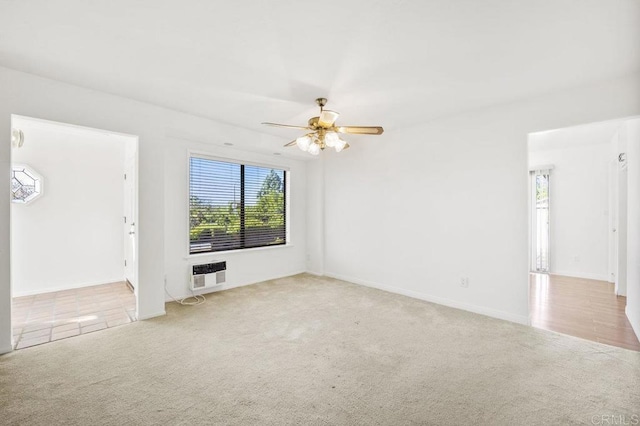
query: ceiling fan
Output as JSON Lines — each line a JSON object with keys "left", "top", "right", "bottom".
{"left": 262, "top": 98, "right": 384, "bottom": 155}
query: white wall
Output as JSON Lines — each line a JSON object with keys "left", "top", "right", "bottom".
{"left": 0, "top": 66, "right": 308, "bottom": 353}
{"left": 310, "top": 73, "right": 640, "bottom": 325}
{"left": 529, "top": 130, "right": 614, "bottom": 281}
{"left": 10, "top": 117, "right": 127, "bottom": 296}
{"left": 625, "top": 118, "right": 640, "bottom": 338}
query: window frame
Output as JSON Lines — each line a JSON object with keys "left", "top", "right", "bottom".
{"left": 187, "top": 152, "right": 290, "bottom": 256}
{"left": 11, "top": 164, "right": 44, "bottom": 205}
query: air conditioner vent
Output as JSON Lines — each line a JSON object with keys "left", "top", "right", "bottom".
{"left": 190, "top": 261, "right": 226, "bottom": 291}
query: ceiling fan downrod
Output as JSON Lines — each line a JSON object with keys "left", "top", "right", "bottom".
{"left": 315, "top": 98, "right": 327, "bottom": 111}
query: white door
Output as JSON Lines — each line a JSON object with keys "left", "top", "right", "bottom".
{"left": 609, "top": 161, "right": 618, "bottom": 284}
{"left": 616, "top": 164, "right": 628, "bottom": 296}
{"left": 123, "top": 156, "right": 137, "bottom": 290}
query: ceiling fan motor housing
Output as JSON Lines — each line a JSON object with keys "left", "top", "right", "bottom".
{"left": 308, "top": 117, "right": 320, "bottom": 128}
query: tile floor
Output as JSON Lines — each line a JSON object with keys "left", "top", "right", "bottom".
{"left": 12, "top": 281, "right": 136, "bottom": 350}
{"left": 530, "top": 273, "right": 640, "bottom": 351}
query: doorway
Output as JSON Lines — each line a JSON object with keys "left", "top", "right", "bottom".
{"left": 10, "top": 116, "right": 139, "bottom": 350}
{"left": 527, "top": 117, "right": 640, "bottom": 351}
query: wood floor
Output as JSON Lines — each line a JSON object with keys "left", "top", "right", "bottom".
{"left": 530, "top": 273, "right": 640, "bottom": 351}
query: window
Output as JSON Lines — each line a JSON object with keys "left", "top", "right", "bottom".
{"left": 11, "top": 165, "right": 43, "bottom": 204}
{"left": 530, "top": 169, "right": 551, "bottom": 272}
{"left": 189, "top": 156, "right": 287, "bottom": 253}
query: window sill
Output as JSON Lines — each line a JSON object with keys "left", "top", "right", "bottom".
{"left": 186, "top": 244, "right": 294, "bottom": 259}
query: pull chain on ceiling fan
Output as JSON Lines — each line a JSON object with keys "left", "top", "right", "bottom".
{"left": 262, "top": 98, "right": 384, "bottom": 155}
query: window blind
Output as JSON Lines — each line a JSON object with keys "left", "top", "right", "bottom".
{"left": 189, "top": 157, "right": 286, "bottom": 254}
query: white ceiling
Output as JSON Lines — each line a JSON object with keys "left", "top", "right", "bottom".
{"left": 1, "top": 0, "right": 639, "bottom": 150}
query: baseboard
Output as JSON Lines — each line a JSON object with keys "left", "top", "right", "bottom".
{"left": 137, "top": 310, "right": 166, "bottom": 320}
{"left": 626, "top": 305, "right": 640, "bottom": 342}
{"left": 549, "top": 271, "right": 609, "bottom": 282}
{"left": 324, "top": 272, "right": 529, "bottom": 325}
{"left": 12, "top": 277, "right": 126, "bottom": 297}
{"left": 305, "top": 270, "right": 324, "bottom": 277}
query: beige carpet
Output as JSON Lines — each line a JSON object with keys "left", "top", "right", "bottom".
{"left": 1, "top": 274, "right": 639, "bottom": 425}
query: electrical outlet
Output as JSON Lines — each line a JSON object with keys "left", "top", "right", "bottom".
{"left": 460, "top": 277, "right": 469, "bottom": 288}
{"left": 573, "top": 255, "right": 580, "bottom": 262}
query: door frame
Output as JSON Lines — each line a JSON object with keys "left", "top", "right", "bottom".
{"left": 123, "top": 144, "right": 138, "bottom": 294}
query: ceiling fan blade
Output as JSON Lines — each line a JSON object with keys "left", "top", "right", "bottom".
{"left": 336, "top": 126, "right": 384, "bottom": 135}
{"left": 283, "top": 139, "right": 297, "bottom": 147}
{"left": 262, "top": 122, "right": 310, "bottom": 130}
{"left": 318, "top": 110, "right": 340, "bottom": 127}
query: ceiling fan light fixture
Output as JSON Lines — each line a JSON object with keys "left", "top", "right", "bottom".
{"left": 307, "top": 142, "right": 321, "bottom": 156}
{"left": 296, "top": 135, "right": 312, "bottom": 151}
{"left": 334, "top": 138, "right": 347, "bottom": 152}
{"left": 318, "top": 110, "right": 340, "bottom": 127}
{"left": 324, "top": 131, "right": 339, "bottom": 148}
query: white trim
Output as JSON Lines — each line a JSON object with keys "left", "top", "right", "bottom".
{"left": 529, "top": 164, "right": 555, "bottom": 172}
{"left": 549, "top": 271, "right": 610, "bottom": 282}
{"left": 137, "top": 310, "right": 166, "bottom": 320}
{"left": 186, "top": 243, "right": 294, "bottom": 259}
{"left": 285, "top": 170, "right": 291, "bottom": 245}
{"left": 324, "top": 272, "right": 530, "bottom": 326}
{"left": 11, "top": 114, "right": 139, "bottom": 140}
{"left": 529, "top": 115, "right": 640, "bottom": 137}
{"left": 188, "top": 149, "right": 291, "bottom": 172}
{"left": 305, "top": 270, "right": 324, "bottom": 277}
{"left": 12, "top": 278, "right": 126, "bottom": 297}
{"left": 0, "top": 344, "right": 13, "bottom": 355}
